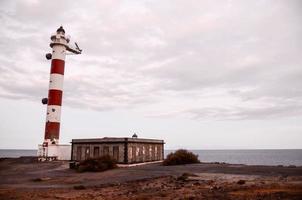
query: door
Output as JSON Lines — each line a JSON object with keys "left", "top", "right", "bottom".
{"left": 93, "top": 146, "right": 99, "bottom": 158}
{"left": 152, "top": 145, "right": 155, "bottom": 161}
{"left": 146, "top": 145, "right": 150, "bottom": 161}
{"left": 139, "top": 146, "right": 143, "bottom": 162}
{"left": 103, "top": 146, "right": 109, "bottom": 155}
{"left": 132, "top": 146, "right": 136, "bottom": 163}
{"left": 113, "top": 146, "right": 119, "bottom": 161}
{"left": 76, "top": 146, "right": 82, "bottom": 161}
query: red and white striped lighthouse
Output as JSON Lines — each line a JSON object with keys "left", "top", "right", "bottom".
{"left": 39, "top": 26, "right": 81, "bottom": 161}
{"left": 44, "top": 26, "right": 66, "bottom": 145}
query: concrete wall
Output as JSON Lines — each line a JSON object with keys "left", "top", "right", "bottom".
{"left": 72, "top": 143, "right": 124, "bottom": 163}
{"left": 72, "top": 142, "right": 164, "bottom": 164}
{"left": 38, "top": 144, "right": 71, "bottom": 161}
{"left": 127, "top": 143, "right": 163, "bottom": 163}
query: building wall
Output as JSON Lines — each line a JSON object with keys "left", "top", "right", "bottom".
{"left": 127, "top": 143, "right": 164, "bottom": 163}
{"left": 38, "top": 144, "right": 71, "bottom": 161}
{"left": 72, "top": 142, "right": 164, "bottom": 164}
{"left": 72, "top": 143, "right": 125, "bottom": 163}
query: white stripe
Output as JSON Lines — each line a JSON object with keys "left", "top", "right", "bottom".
{"left": 52, "top": 45, "right": 66, "bottom": 60}
{"left": 43, "top": 139, "right": 60, "bottom": 145}
{"left": 49, "top": 74, "right": 64, "bottom": 90}
{"left": 46, "top": 105, "right": 61, "bottom": 123}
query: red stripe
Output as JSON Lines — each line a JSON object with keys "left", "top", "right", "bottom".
{"left": 50, "top": 59, "right": 65, "bottom": 75}
{"left": 44, "top": 122, "right": 60, "bottom": 139}
{"left": 47, "top": 90, "right": 63, "bottom": 106}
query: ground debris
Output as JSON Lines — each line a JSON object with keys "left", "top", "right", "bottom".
{"left": 1, "top": 159, "right": 302, "bottom": 199}
{"left": 31, "top": 177, "right": 51, "bottom": 182}
{"left": 73, "top": 185, "right": 86, "bottom": 190}
{"left": 237, "top": 180, "right": 246, "bottom": 185}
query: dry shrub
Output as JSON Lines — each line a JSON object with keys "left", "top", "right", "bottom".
{"left": 77, "top": 155, "right": 117, "bottom": 172}
{"left": 163, "top": 149, "right": 200, "bottom": 166}
{"left": 73, "top": 185, "right": 86, "bottom": 190}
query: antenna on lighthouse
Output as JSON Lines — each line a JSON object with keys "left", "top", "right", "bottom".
{"left": 74, "top": 42, "right": 82, "bottom": 53}
{"left": 66, "top": 41, "right": 82, "bottom": 54}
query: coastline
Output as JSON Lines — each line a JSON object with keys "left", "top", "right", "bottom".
{"left": 0, "top": 157, "right": 302, "bottom": 199}
{"left": 1, "top": 149, "right": 302, "bottom": 166}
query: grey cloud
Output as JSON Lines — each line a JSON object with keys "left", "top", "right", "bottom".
{"left": 0, "top": 0, "right": 301, "bottom": 120}
{"left": 185, "top": 103, "right": 302, "bottom": 121}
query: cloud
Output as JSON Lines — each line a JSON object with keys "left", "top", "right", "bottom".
{"left": 0, "top": 0, "right": 301, "bottom": 120}
{"left": 186, "top": 102, "right": 302, "bottom": 121}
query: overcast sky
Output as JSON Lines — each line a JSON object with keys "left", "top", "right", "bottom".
{"left": 0, "top": 0, "right": 301, "bottom": 149}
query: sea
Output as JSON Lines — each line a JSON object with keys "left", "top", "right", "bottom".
{"left": 1, "top": 149, "right": 302, "bottom": 166}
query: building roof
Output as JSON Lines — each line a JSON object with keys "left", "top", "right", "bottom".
{"left": 71, "top": 137, "right": 164, "bottom": 144}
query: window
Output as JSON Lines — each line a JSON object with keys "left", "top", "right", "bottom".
{"left": 85, "top": 146, "right": 90, "bottom": 159}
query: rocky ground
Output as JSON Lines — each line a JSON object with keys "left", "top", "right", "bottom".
{"left": 0, "top": 157, "right": 301, "bottom": 199}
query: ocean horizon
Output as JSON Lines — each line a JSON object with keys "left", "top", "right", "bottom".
{"left": 1, "top": 149, "right": 302, "bottom": 166}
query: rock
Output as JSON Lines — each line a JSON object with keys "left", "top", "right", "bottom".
{"left": 31, "top": 177, "right": 51, "bottom": 182}
{"left": 177, "top": 174, "right": 188, "bottom": 181}
{"left": 73, "top": 185, "right": 86, "bottom": 190}
{"left": 193, "top": 182, "right": 201, "bottom": 186}
{"left": 237, "top": 180, "right": 246, "bottom": 185}
{"left": 210, "top": 185, "right": 221, "bottom": 190}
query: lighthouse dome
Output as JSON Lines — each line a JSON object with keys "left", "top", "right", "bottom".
{"left": 57, "top": 26, "right": 65, "bottom": 34}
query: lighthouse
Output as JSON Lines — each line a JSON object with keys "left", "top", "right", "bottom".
{"left": 38, "top": 26, "right": 81, "bottom": 161}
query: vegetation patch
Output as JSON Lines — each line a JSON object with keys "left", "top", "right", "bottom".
{"left": 163, "top": 149, "right": 200, "bottom": 166}
{"left": 75, "top": 155, "right": 117, "bottom": 172}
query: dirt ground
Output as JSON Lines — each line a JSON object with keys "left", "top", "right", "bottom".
{"left": 0, "top": 157, "right": 302, "bottom": 199}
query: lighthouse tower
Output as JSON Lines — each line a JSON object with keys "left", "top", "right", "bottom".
{"left": 38, "top": 26, "right": 81, "bottom": 161}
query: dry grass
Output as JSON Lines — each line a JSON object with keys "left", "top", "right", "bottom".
{"left": 76, "top": 155, "right": 117, "bottom": 172}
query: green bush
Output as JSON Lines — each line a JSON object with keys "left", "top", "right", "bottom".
{"left": 163, "top": 149, "right": 200, "bottom": 166}
{"left": 76, "top": 155, "right": 117, "bottom": 172}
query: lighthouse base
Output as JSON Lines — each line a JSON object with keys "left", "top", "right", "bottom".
{"left": 37, "top": 144, "right": 71, "bottom": 161}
